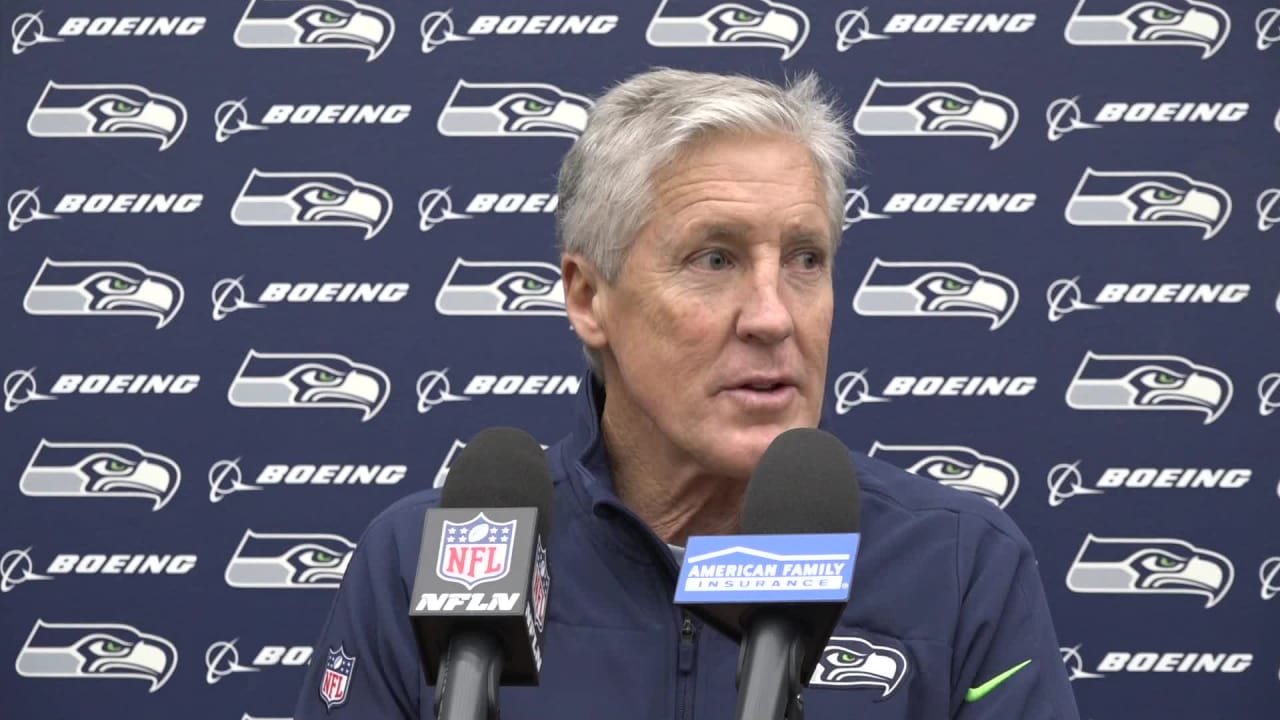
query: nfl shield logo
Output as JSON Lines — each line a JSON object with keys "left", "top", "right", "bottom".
{"left": 320, "top": 645, "right": 356, "bottom": 709}
{"left": 531, "top": 536, "right": 550, "bottom": 631}
{"left": 437, "top": 512, "right": 517, "bottom": 590}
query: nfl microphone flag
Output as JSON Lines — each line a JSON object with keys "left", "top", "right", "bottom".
{"left": 409, "top": 507, "right": 550, "bottom": 685}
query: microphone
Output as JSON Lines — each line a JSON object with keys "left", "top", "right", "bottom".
{"left": 408, "top": 427, "right": 554, "bottom": 720}
{"left": 674, "top": 428, "right": 861, "bottom": 720}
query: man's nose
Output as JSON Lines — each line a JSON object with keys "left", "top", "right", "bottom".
{"left": 736, "top": 267, "right": 794, "bottom": 344}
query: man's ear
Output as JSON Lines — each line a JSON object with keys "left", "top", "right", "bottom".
{"left": 561, "top": 254, "right": 608, "bottom": 350}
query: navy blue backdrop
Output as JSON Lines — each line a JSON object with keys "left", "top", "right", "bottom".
{"left": 2, "top": 1, "right": 1278, "bottom": 718}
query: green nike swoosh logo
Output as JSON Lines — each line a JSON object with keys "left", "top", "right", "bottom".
{"left": 965, "top": 659, "right": 1032, "bottom": 703}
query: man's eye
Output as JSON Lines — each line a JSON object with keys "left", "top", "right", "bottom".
{"left": 696, "top": 251, "right": 732, "bottom": 270}
{"left": 793, "top": 251, "right": 823, "bottom": 270}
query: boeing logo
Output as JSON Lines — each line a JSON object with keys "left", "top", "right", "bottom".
{"left": 420, "top": 9, "right": 616, "bottom": 54}
{"left": 835, "top": 9, "right": 1035, "bottom": 50}
{"left": 1046, "top": 277, "right": 1249, "bottom": 322}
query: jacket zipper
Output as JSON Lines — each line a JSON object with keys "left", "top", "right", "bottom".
{"left": 677, "top": 611, "right": 697, "bottom": 720}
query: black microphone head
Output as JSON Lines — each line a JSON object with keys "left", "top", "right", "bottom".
{"left": 441, "top": 426, "right": 554, "bottom": 540}
{"left": 741, "top": 427, "right": 860, "bottom": 535}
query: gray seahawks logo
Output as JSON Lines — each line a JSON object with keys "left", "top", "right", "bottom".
{"left": 645, "top": 0, "right": 810, "bottom": 60}
{"left": 1065, "top": 168, "right": 1231, "bottom": 240}
{"left": 233, "top": 0, "right": 395, "bottom": 61}
{"left": 853, "top": 79, "right": 1018, "bottom": 150}
{"left": 810, "top": 635, "right": 908, "bottom": 698}
{"left": 20, "top": 440, "right": 181, "bottom": 511}
{"left": 1064, "top": 0, "right": 1230, "bottom": 59}
{"left": 853, "top": 259, "right": 1019, "bottom": 330}
{"left": 437, "top": 80, "right": 592, "bottom": 139}
{"left": 27, "top": 81, "right": 187, "bottom": 151}
{"left": 16, "top": 620, "right": 178, "bottom": 692}
{"left": 227, "top": 350, "right": 391, "bottom": 422}
{"left": 1066, "top": 534, "right": 1234, "bottom": 608}
{"left": 1065, "top": 351, "right": 1233, "bottom": 424}
{"left": 224, "top": 530, "right": 355, "bottom": 589}
{"left": 23, "top": 259, "right": 184, "bottom": 329}
{"left": 231, "top": 169, "right": 393, "bottom": 240}
{"left": 868, "top": 443, "right": 1019, "bottom": 508}
{"left": 435, "top": 259, "right": 565, "bottom": 316}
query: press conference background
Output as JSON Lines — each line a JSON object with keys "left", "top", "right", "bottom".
{"left": 2, "top": 1, "right": 1278, "bottom": 718}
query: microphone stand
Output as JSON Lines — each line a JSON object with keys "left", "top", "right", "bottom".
{"left": 734, "top": 614, "right": 806, "bottom": 720}
{"left": 435, "top": 631, "right": 504, "bottom": 720}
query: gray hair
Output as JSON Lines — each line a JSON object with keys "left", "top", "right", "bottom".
{"left": 555, "top": 68, "right": 856, "bottom": 378}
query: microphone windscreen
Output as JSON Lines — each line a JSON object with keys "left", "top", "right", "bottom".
{"left": 740, "top": 428, "right": 860, "bottom": 536}
{"left": 441, "top": 426, "right": 555, "bottom": 540}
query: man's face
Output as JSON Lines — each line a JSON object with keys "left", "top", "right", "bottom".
{"left": 594, "top": 131, "right": 834, "bottom": 478}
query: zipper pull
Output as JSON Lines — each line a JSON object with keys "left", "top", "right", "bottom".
{"left": 678, "top": 614, "right": 696, "bottom": 674}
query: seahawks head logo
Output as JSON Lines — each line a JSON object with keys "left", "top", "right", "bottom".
{"left": 1066, "top": 534, "right": 1234, "bottom": 608}
{"left": 224, "top": 530, "right": 355, "bottom": 589}
{"left": 1065, "top": 168, "right": 1231, "bottom": 240}
{"left": 233, "top": 0, "right": 395, "bottom": 61}
{"left": 853, "top": 79, "right": 1019, "bottom": 150}
{"left": 27, "top": 81, "right": 187, "bottom": 151}
{"left": 227, "top": 350, "right": 391, "bottom": 421}
{"left": 231, "top": 169, "right": 392, "bottom": 240}
{"left": 853, "top": 259, "right": 1019, "bottom": 330}
{"left": 437, "top": 80, "right": 592, "bottom": 139}
{"left": 645, "top": 0, "right": 810, "bottom": 60}
{"left": 16, "top": 620, "right": 178, "bottom": 692}
{"left": 1064, "top": 0, "right": 1230, "bottom": 59}
{"left": 868, "top": 443, "right": 1019, "bottom": 508}
{"left": 810, "top": 635, "right": 908, "bottom": 698}
{"left": 20, "top": 440, "right": 181, "bottom": 511}
{"left": 435, "top": 259, "right": 566, "bottom": 316}
{"left": 1066, "top": 351, "right": 1233, "bottom": 424}
{"left": 23, "top": 259, "right": 184, "bottom": 329}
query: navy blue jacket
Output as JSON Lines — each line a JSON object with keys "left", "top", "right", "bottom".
{"left": 295, "top": 378, "right": 1080, "bottom": 719}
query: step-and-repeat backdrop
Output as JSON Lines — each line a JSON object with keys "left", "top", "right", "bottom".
{"left": 2, "top": 1, "right": 1278, "bottom": 718}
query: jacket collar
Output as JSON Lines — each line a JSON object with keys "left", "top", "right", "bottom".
{"left": 561, "top": 372, "right": 680, "bottom": 571}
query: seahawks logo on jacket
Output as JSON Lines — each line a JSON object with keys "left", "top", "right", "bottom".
{"left": 853, "top": 259, "right": 1019, "bottom": 330}
{"left": 20, "top": 440, "right": 181, "bottom": 511}
{"left": 233, "top": 0, "right": 395, "bottom": 61}
{"left": 227, "top": 350, "right": 391, "bottom": 422}
{"left": 231, "top": 169, "right": 393, "bottom": 240}
{"left": 24, "top": 259, "right": 184, "bottom": 329}
{"left": 853, "top": 79, "right": 1018, "bottom": 150}
{"left": 435, "top": 259, "right": 566, "bottom": 316}
{"left": 436, "top": 81, "right": 592, "bottom": 140}
{"left": 224, "top": 530, "right": 355, "bottom": 589}
{"left": 15, "top": 620, "right": 178, "bottom": 692}
{"left": 27, "top": 81, "right": 187, "bottom": 151}
{"left": 1065, "top": 168, "right": 1231, "bottom": 240}
{"left": 868, "top": 443, "right": 1019, "bottom": 509}
{"left": 1065, "top": 351, "right": 1232, "bottom": 424}
{"left": 645, "top": 0, "right": 810, "bottom": 60}
{"left": 1064, "top": 0, "right": 1230, "bottom": 59}
{"left": 1066, "top": 534, "right": 1234, "bottom": 608}
{"left": 810, "top": 635, "right": 908, "bottom": 698}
